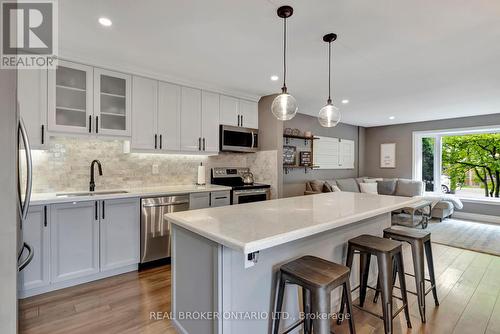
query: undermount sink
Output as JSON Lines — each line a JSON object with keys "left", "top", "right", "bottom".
{"left": 56, "top": 190, "right": 128, "bottom": 197}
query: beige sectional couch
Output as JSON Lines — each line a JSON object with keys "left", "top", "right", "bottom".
{"left": 305, "top": 177, "right": 454, "bottom": 221}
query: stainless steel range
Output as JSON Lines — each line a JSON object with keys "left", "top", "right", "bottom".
{"left": 211, "top": 168, "right": 270, "bottom": 204}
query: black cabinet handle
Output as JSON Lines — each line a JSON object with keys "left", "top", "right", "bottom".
{"left": 159, "top": 134, "right": 162, "bottom": 149}
{"left": 43, "top": 206, "right": 47, "bottom": 227}
{"left": 41, "top": 125, "right": 45, "bottom": 144}
{"left": 102, "top": 201, "right": 105, "bottom": 220}
{"left": 95, "top": 116, "right": 99, "bottom": 133}
{"left": 241, "top": 115, "right": 243, "bottom": 127}
{"left": 198, "top": 137, "right": 201, "bottom": 151}
{"left": 203, "top": 138, "right": 206, "bottom": 151}
{"left": 154, "top": 134, "right": 158, "bottom": 149}
{"left": 237, "top": 115, "right": 240, "bottom": 127}
{"left": 95, "top": 202, "right": 98, "bottom": 220}
{"left": 89, "top": 116, "right": 92, "bottom": 133}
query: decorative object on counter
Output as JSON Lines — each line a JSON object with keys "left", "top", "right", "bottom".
{"left": 283, "top": 145, "right": 297, "bottom": 166}
{"left": 291, "top": 128, "right": 301, "bottom": 136}
{"left": 197, "top": 162, "right": 206, "bottom": 185}
{"left": 271, "top": 6, "right": 298, "bottom": 121}
{"left": 380, "top": 143, "right": 396, "bottom": 168}
{"left": 318, "top": 33, "right": 341, "bottom": 128}
{"left": 284, "top": 127, "right": 293, "bottom": 136}
{"left": 299, "top": 151, "right": 312, "bottom": 166}
{"left": 241, "top": 171, "right": 254, "bottom": 185}
{"left": 304, "top": 131, "right": 313, "bottom": 138}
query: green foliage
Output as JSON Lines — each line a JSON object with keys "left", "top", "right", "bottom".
{"left": 422, "top": 137, "right": 435, "bottom": 191}
{"left": 442, "top": 133, "right": 500, "bottom": 197}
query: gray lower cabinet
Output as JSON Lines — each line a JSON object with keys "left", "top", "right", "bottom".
{"left": 99, "top": 198, "right": 140, "bottom": 272}
{"left": 20, "top": 205, "right": 50, "bottom": 291}
{"left": 210, "top": 191, "right": 231, "bottom": 207}
{"left": 50, "top": 201, "right": 100, "bottom": 283}
{"left": 189, "top": 192, "right": 210, "bottom": 210}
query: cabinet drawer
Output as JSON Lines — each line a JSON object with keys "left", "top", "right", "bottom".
{"left": 189, "top": 192, "right": 210, "bottom": 210}
{"left": 210, "top": 191, "right": 231, "bottom": 207}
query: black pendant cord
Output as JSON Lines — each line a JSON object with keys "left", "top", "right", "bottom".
{"left": 328, "top": 40, "right": 332, "bottom": 104}
{"left": 282, "top": 17, "right": 287, "bottom": 93}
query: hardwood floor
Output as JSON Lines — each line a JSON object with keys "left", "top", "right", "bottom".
{"left": 19, "top": 243, "right": 500, "bottom": 334}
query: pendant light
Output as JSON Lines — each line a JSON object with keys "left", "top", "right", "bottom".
{"left": 318, "top": 33, "right": 341, "bottom": 127}
{"left": 271, "top": 5, "right": 298, "bottom": 121}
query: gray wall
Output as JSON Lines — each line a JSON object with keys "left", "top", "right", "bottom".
{"left": 0, "top": 69, "right": 18, "bottom": 333}
{"left": 364, "top": 113, "right": 500, "bottom": 178}
{"left": 364, "top": 113, "right": 500, "bottom": 216}
{"left": 282, "top": 113, "right": 362, "bottom": 197}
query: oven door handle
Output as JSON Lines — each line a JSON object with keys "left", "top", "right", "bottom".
{"left": 233, "top": 189, "right": 269, "bottom": 196}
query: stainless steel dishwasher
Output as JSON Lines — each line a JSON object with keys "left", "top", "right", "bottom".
{"left": 140, "top": 194, "right": 189, "bottom": 263}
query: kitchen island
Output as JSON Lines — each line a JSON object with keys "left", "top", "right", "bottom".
{"left": 165, "top": 192, "right": 418, "bottom": 334}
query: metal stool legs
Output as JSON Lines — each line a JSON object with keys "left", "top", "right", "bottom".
{"left": 424, "top": 240, "right": 439, "bottom": 307}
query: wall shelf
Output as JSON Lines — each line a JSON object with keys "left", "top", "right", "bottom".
{"left": 282, "top": 131, "right": 318, "bottom": 174}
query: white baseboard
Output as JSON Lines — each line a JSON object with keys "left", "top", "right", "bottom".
{"left": 453, "top": 212, "right": 500, "bottom": 225}
{"left": 19, "top": 264, "right": 138, "bottom": 298}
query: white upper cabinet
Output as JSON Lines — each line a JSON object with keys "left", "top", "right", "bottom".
{"left": 131, "top": 76, "right": 158, "bottom": 150}
{"left": 239, "top": 99, "right": 258, "bottom": 129}
{"left": 201, "top": 91, "right": 220, "bottom": 153}
{"left": 158, "top": 81, "right": 181, "bottom": 151}
{"left": 220, "top": 95, "right": 239, "bottom": 127}
{"left": 180, "top": 87, "right": 202, "bottom": 152}
{"left": 94, "top": 68, "right": 131, "bottom": 137}
{"left": 17, "top": 68, "right": 48, "bottom": 149}
{"left": 220, "top": 95, "right": 258, "bottom": 129}
{"left": 99, "top": 198, "right": 139, "bottom": 272}
{"left": 48, "top": 60, "right": 93, "bottom": 134}
{"left": 20, "top": 206, "right": 50, "bottom": 291}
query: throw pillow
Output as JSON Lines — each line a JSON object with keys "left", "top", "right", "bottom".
{"left": 359, "top": 182, "right": 378, "bottom": 194}
{"left": 336, "top": 178, "right": 361, "bottom": 192}
{"left": 363, "top": 178, "right": 383, "bottom": 183}
{"left": 323, "top": 182, "right": 333, "bottom": 192}
{"left": 309, "top": 180, "right": 325, "bottom": 193}
{"left": 331, "top": 185, "right": 342, "bottom": 192}
{"left": 377, "top": 180, "right": 397, "bottom": 195}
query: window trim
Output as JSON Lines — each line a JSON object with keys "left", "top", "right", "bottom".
{"left": 412, "top": 125, "right": 500, "bottom": 200}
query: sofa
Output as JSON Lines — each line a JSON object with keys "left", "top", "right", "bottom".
{"left": 305, "top": 177, "right": 455, "bottom": 221}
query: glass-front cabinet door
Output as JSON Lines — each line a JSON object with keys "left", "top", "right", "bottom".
{"left": 94, "top": 68, "right": 131, "bottom": 136}
{"left": 48, "top": 60, "right": 93, "bottom": 134}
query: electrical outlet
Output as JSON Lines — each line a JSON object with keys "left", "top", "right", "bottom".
{"left": 152, "top": 164, "right": 159, "bottom": 175}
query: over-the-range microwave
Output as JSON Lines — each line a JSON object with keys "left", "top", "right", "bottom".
{"left": 220, "top": 125, "right": 258, "bottom": 153}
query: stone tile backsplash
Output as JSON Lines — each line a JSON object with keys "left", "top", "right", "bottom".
{"left": 30, "top": 137, "right": 278, "bottom": 198}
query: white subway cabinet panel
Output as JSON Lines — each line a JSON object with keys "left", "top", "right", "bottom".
{"left": 180, "top": 87, "right": 202, "bottom": 152}
{"left": 48, "top": 60, "right": 93, "bottom": 134}
{"left": 94, "top": 68, "right": 132, "bottom": 137}
{"left": 50, "top": 201, "right": 99, "bottom": 283}
{"left": 220, "top": 95, "right": 239, "bottom": 126}
{"left": 158, "top": 82, "right": 181, "bottom": 151}
{"left": 131, "top": 76, "right": 158, "bottom": 150}
{"left": 99, "top": 198, "right": 140, "bottom": 272}
{"left": 201, "top": 91, "right": 220, "bottom": 153}
{"left": 20, "top": 206, "right": 50, "bottom": 291}
{"left": 239, "top": 99, "right": 258, "bottom": 129}
{"left": 17, "top": 69, "right": 48, "bottom": 149}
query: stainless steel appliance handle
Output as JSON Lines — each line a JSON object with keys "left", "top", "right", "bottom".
{"left": 251, "top": 131, "right": 255, "bottom": 148}
{"left": 18, "top": 242, "right": 34, "bottom": 272}
{"left": 233, "top": 189, "right": 269, "bottom": 195}
{"left": 142, "top": 201, "right": 189, "bottom": 208}
{"left": 18, "top": 117, "right": 33, "bottom": 221}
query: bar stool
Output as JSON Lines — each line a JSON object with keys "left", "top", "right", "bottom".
{"left": 373, "top": 226, "right": 439, "bottom": 323}
{"left": 338, "top": 234, "right": 412, "bottom": 334}
{"left": 273, "top": 255, "right": 356, "bottom": 334}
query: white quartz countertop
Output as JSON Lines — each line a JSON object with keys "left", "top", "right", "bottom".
{"left": 166, "top": 192, "right": 419, "bottom": 254}
{"left": 30, "top": 184, "right": 231, "bottom": 205}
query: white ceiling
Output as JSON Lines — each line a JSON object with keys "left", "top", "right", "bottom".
{"left": 59, "top": 0, "right": 500, "bottom": 127}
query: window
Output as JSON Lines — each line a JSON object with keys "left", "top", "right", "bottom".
{"left": 413, "top": 126, "right": 500, "bottom": 201}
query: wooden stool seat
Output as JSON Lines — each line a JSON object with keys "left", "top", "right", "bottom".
{"left": 281, "top": 255, "right": 350, "bottom": 289}
{"left": 383, "top": 226, "right": 431, "bottom": 242}
{"left": 273, "top": 256, "right": 356, "bottom": 334}
{"left": 348, "top": 234, "right": 402, "bottom": 254}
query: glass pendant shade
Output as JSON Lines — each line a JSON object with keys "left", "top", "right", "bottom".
{"left": 318, "top": 102, "right": 340, "bottom": 127}
{"left": 271, "top": 92, "right": 298, "bottom": 121}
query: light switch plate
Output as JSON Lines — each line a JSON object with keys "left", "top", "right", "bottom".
{"left": 152, "top": 164, "right": 159, "bottom": 175}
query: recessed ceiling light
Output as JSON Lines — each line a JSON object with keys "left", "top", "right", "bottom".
{"left": 98, "top": 17, "right": 112, "bottom": 27}
{"left": 270, "top": 75, "right": 279, "bottom": 81}
{"left": 389, "top": 116, "right": 395, "bottom": 120}
{"left": 341, "top": 99, "right": 349, "bottom": 104}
